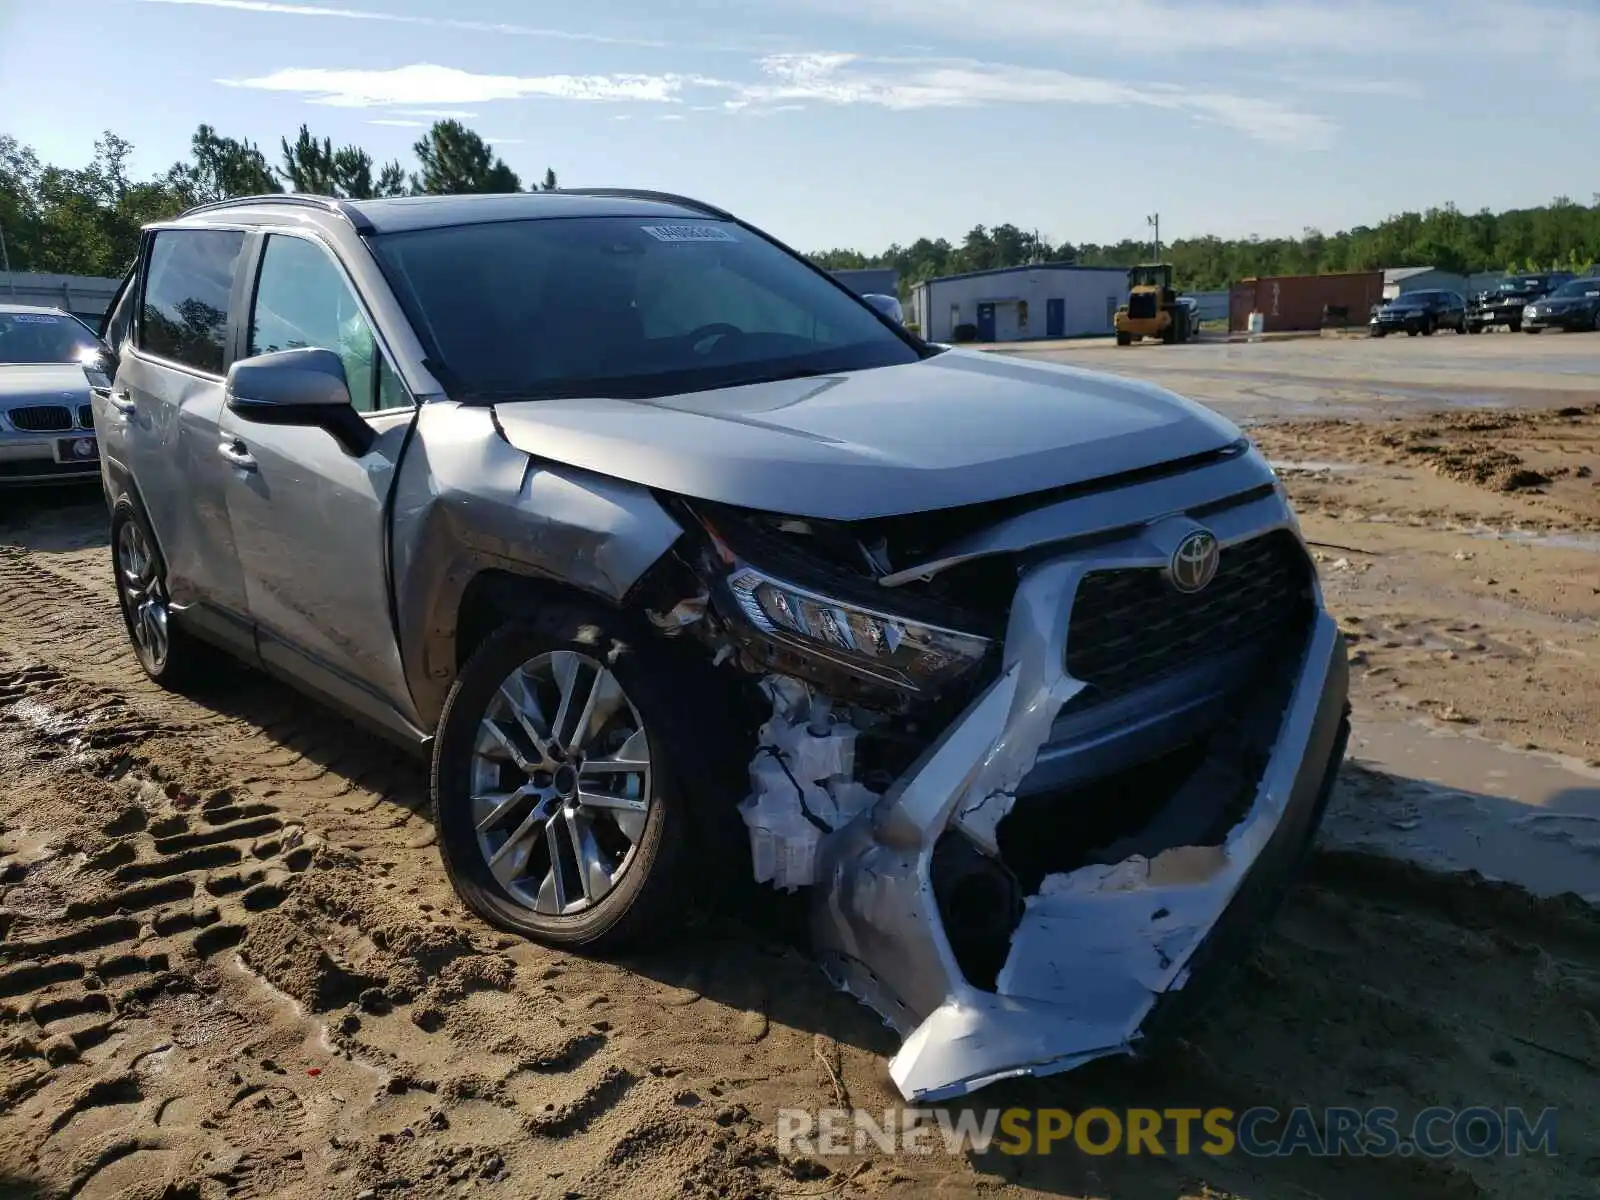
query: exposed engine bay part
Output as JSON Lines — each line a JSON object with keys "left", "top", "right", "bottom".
{"left": 646, "top": 589, "right": 709, "bottom": 634}
{"left": 738, "top": 676, "right": 881, "bottom": 891}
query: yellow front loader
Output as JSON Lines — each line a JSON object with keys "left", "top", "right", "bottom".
{"left": 1114, "top": 263, "right": 1193, "bottom": 345}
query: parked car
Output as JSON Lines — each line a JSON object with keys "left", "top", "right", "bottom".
{"left": 1520, "top": 277, "right": 1600, "bottom": 333}
{"left": 1368, "top": 289, "right": 1467, "bottom": 337}
{"left": 93, "top": 190, "right": 1348, "bottom": 1102}
{"left": 1466, "top": 273, "right": 1575, "bottom": 333}
{"left": 0, "top": 304, "right": 109, "bottom": 484}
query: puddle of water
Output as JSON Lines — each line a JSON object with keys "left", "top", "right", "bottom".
{"left": 228, "top": 953, "right": 389, "bottom": 1099}
{"left": 1461, "top": 527, "right": 1600, "bottom": 553}
{"left": 1321, "top": 715, "right": 1600, "bottom": 904}
{"left": 1269, "top": 460, "right": 1363, "bottom": 474}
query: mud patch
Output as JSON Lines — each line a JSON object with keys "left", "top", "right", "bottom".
{"left": 240, "top": 912, "right": 383, "bottom": 1013}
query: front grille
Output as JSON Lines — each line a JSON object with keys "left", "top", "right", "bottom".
{"left": 0, "top": 458, "right": 99, "bottom": 478}
{"left": 7, "top": 405, "right": 73, "bottom": 432}
{"left": 1065, "top": 530, "right": 1313, "bottom": 699}
{"left": 78, "top": 404, "right": 94, "bottom": 429}
{"left": 1127, "top": 293, "right": 1158, "bottom": 320}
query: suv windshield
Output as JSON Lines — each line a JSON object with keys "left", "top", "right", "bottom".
{"left": 369, "top": 216, "right": 922, "bottom": 400}
{"left": 1500, "top": 277, "right": 1549, "bottom": 293}
{"left": 0, "top": 311, "right": 102, "bottom": 365}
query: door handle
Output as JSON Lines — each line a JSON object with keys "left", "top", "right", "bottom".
{"left": 107, "top": 390, "right": 136, "bottom": 415}
{"left": 218, "top": 440, "right": 257, "bottom": 471}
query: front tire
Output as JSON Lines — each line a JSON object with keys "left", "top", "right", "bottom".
{"left": 432, "top": 606, "right": 698, "bottom": 949}
{"left": 110, "top": 505, "right": 209, "bottom": 690}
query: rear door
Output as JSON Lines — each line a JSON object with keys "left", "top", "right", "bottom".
{"left": 109, "top": 226, "right": 254, "bottom": 657}
{"left": 216, "top": 230, "right": 423, "bottom": 735}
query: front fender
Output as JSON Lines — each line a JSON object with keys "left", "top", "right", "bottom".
{"left": 390, "top": 402, "right": 685, "bottom": 729}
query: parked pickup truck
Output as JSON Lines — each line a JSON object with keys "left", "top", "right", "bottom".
{"left": 1466, "top": 273, "right": 1575, "bottom": 333}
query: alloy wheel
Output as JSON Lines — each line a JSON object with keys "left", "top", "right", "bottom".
{"left": 117, "top": 519, "right": 170, "bottom": 672}
{"left": 468, "top": 650, "right": 652, "bottom": 916}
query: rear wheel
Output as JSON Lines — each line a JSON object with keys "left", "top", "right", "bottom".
{"left": 1592, "top": 310, "right": 1600, "bottom": 332}
{"left": 1116, "top": 331, "right": 1132, "bottom": 346}
{"left": 110, "top": 505, "right": 210, "bottom": 690}
{"left": 432, "top": 606, "right": 703, "bottom": 949}
{"left": 1509, "top": 319, "right": 1521, "bottom": 333}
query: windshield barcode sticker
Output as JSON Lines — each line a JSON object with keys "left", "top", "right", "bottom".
{"left": 9, "top": 313, "right": 60, "bottom": 324}
{"left": 641, "top": 224, "right": 735, "bottom": 243}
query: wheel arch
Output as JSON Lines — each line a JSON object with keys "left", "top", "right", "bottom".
{"left": 103, "top": 457, "right": 170, "bottom": 575}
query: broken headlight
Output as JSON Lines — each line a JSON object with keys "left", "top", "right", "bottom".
{"left": 724, "top": 565, "right": 991, "bottom": 693}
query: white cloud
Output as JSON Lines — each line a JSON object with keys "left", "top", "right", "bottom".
{"left": 658, "top": 114, "right": 686, "bottom": 121}
{"left": 222, "top": 56, "right": 1332, "bottom": 148}
{"left": 140, "top": 0, "right": 676, "bottom": 48}
{"left": 728, "top": 53, "right": 1334, "bottom": 146}
{"left": 221, "top": 63, "right": 688, "bottom": 106}
{"left": 367, "top": 118, "right": 426, "bottom": 127}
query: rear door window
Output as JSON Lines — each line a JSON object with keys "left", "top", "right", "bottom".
{"left": 139, "top": 229, "right": 246, "bottom": 375}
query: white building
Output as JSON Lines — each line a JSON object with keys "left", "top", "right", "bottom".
{"left": 908, "top": 264, "right": 1130, "bottom": 342}
{"left": 1382, "top": 266, "right": 1469, "bottom": 301}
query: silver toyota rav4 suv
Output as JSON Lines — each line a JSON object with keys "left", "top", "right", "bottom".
{"left": 93, "top": 190, "right": 1349, "bottom": 1101}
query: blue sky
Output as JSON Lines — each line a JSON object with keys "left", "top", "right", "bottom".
{"left": 3, "top": 0, "right": 1597, "bottom": 252}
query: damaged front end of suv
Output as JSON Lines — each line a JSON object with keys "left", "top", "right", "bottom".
{"left": 639, "top": 437, "right": 1349, "bottom": 1103}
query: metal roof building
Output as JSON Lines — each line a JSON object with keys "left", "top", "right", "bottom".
{"left": 1382, "top": 266, "right": 1469, "bottom": 300}
{"left": 0, "top": 272, "right": 121, "bottom": 326}
{"left": 908, "top": 263, "right": 1129, "bottom": 342}
{"left": 828, "top": 267, "right": 900, "bottom": 298}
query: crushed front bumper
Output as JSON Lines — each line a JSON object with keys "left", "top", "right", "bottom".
{"left": 810, "top": 523, "right": 1349, "bottom": 1102}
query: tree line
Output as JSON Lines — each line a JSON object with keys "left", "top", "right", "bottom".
{"left": 0, "top": 120, "right": 558, "bottom": 278}
{"left": 8, "top": 120, "right": 1600, "bottom": 293}
{"left": 811, "top": 199, "right": 1600, "bottom": 294}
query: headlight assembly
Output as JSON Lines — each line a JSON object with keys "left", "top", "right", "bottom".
{"left": 723, "top": 564, "right": 992, "bottom": 693}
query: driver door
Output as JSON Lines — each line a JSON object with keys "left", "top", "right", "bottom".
{"left": 216, "top": 231, "right": 423, "bottom": 737}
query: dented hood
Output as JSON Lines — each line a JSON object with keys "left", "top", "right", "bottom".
{"left": 491, "top": 349, "right": 1241, "bottom": 520}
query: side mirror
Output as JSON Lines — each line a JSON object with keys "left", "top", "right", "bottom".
{"left": 225, "top": 347, "right": 375, "bottom": 456}
{"left": 862, "top": 293, "right": 904, "bottom": 325}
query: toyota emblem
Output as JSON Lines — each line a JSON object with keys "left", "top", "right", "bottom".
{"left": 1169, "top": 529, "right": 1220, "bottom": 594}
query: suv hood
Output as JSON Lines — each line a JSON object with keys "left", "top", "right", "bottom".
{"left": 492, "top": 349, "right": 1242, "bottom": 520}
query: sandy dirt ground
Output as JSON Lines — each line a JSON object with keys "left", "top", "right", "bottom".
{"left": 2, "top": 335, "right": 1599, "bottom": 1199}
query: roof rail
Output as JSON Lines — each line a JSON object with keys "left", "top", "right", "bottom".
{"left": 175, "top": 193, "right": 375, "bottom": 234}
{"left": 554, "top": 188, "right": 732, "bottom": 220}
